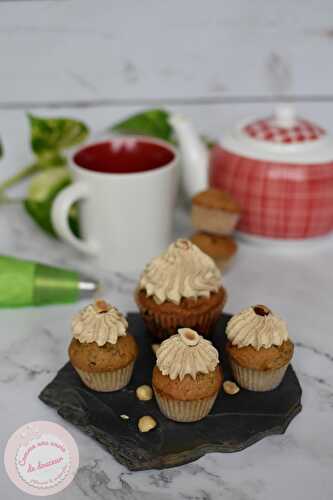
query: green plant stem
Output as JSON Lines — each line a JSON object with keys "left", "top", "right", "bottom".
{"left": 0, "top": 163, "right": 41, "bottom": 195}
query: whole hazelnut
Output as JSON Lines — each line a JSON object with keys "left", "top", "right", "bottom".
{"left": 223, "top": 381, "right": 240, "bottom": 395}
{"left": 138, "top": 416, "right": 157, "bottom": 433}
{"left": 136, "top": 385, "right": 153, "bottom": 401}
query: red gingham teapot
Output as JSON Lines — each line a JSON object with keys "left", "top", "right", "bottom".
{"left": 171, "top": 106, "right": 333, "bottom": 240}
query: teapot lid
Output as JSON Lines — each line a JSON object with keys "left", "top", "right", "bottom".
{"left": 221, "top": 105, "right": 333, "bottom": 164}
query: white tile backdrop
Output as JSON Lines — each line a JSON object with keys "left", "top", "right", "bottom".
{"left": 1, "top": 0, "right": 333, "bottom": 171}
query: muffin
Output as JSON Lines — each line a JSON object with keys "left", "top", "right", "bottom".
{"left": 226, "top": 304, "right": 294, "bottom": 391}
{"left": 191, "top": 232, "right": 238, "bottom": 272}
{"left": 192, "top": 189, "right": 241, "bottom": 236}
{"left": 69, "top": 299, "right": 138, "bottom": 392}
{"left": 135, "top": 239, "right": 227, "bottom": 340}
{"left": 152, "top": 328, "right": 222, "bottom": 422}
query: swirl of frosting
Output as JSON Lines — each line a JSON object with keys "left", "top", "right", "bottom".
{"left": 226, "top": 305, "right": 289, "bottom": 350}
{"left": 72, "top": 299, "right": 128, "bottom": 346}
{"left": 139, "top": 239, "right": 221, "bottom": 305}
{"left": 156, "top": 328, "right": 219, "bottom": 380}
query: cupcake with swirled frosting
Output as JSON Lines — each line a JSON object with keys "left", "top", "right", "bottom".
{"left": 135, "top": 239, "right": 227, "bottom": 340}
{"left": 68, "top": 299, "right": 138, "bottom": 392}
{"left": 226, "top": 305, "right": 294, "bottom": 391}
{"left": 152, "top": 328, "right": 222, "bottom": 422}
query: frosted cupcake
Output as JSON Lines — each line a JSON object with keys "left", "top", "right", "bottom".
{"left": 192, "top": 189, "right": 241, "bottom": 236}
{"left": 135, "top": 239, "right": 227, "bottom": 340}
{"left": 68, "top": 299, "right": 138, "bottom": 392}
{"left": 152, "top": 328, "right": 222, "bottom": 422}
{"left": 226, "top": 305, "right": 294, "bottom": 391}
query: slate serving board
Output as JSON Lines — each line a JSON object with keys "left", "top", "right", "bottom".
{"left": 39, "top": 313, "right": 302, "bottom": 471}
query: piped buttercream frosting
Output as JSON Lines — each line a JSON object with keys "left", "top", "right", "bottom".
{"left": 72, "top": 299, "right": 128, "bottom": 346}
{"left": 226, "top": 305, "right": 288, "bottom": 350}
{"left": 139, "top": 239, "right": 221, "bottom": 305}
{"left": 156, "top": 328, "right": 219, "bottom": 380}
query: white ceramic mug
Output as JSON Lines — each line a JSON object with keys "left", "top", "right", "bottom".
{"left": 51, "top": 137, "right": 179, "bottom": 273}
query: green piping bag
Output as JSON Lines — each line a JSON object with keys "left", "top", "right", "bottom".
{"left": 0, "top": 255, "right": 99, "bottom": 307}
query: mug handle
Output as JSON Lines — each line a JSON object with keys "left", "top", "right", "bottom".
{"left": 51, "top": 183, "right": 98, "bottom": 255}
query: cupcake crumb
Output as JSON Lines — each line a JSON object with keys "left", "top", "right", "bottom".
{"left": 223, "top": 380, "right": 240, "bottom": 395}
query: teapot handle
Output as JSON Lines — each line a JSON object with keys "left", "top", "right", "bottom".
{"left": 169, "top": 114, "right": 209, "bottom": 198}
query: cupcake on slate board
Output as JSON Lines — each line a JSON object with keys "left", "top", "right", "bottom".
{"left": 135, "top": 239, "right": 227, "bottom": 340}
{"left": 226, "top": 305, "right": 294, "bottom": 392}
{"left": 152, "top": 328, "right": 222, "bottom": 422}
{"left": 191, "top": 232, "right": 238, "bottom": 272}
{"left": 69, "top": 299, "right": 138, "bottom": 392}
{"left": 192, "top": 189, "right": 241, "bottom": 236}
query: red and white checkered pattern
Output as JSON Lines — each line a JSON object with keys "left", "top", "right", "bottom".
{"left": 243, "top": 116, "right": 325, "bottom": 144}
{"left": 210, "top": 146, "right": 333, "bottom": 239}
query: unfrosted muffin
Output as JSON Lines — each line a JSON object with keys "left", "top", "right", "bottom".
{"left": 192, "top": 189, "right": 241, "bottom": 236}
{"left": 226, "top": 304, "right": 294, "bottom": 391}
{"left": 69, "top": 299, "right": 138, "bottom": 392}
{"left": 152, "top": 328, "right": 222, "bottom": 422}
{"left": 135, "top": 239, "right": 227, "bottom": 340}
{"left": 191, "top": 232, "right": 238, "bottom": 272}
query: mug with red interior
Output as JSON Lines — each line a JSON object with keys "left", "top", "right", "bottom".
{"left": 51, "top": 137, "right": 178, "bottom": 273}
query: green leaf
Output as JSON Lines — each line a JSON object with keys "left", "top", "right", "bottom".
{"left": 37, "top": 151, "right": 67, "bottom": 169}
{"left": 27, "top": 114, "right": 89, "bottom": 156}
{"left": 111, "top": 109, "right": 174, "bottom": 142}
{"left": 24, "top": 167, "right": 79, "bottom": 237}
{"left": 0, "top": 138, "right": 3, "bottom": 158}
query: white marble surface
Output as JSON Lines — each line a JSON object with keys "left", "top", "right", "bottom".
{"left": 1, "top": 198, "right": 333, "bottom": 500}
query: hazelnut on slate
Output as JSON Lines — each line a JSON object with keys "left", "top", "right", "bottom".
{"left": 138, "top": 416, "right": 157, "bottom": 433}
{"left": 223, "top": 381, "right": 240, "bottom": 395}
{"left": 136, "top": 385, "right": 153, "bottom": 401}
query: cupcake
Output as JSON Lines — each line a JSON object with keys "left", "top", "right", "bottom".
{"left": 192, "top": 189, "right": 241, "bottom": 236}
{"left": 226, "top": 305, "right": 294, "bottom": 391}
{"left": 69, "top": 299, "right": 138, "bottom": 392}
{"left": 135, "top": 239, "right": 227, "bottom": 340}
{"left": 152, "top": 328, "right": 222, "bottom": 422}
{"left": 191, "top": 232, "right": 238, "bottom": 272}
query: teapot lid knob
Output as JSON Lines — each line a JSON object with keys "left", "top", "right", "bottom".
{"left": 274, "top": 104, "right": 295, "bottom": 128}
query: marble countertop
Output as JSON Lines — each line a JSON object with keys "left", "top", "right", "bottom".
{"left": 1, "top": 201, "right": 333, "bottom": 500}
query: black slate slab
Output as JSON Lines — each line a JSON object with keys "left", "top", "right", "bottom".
{"left": 39, "top": 313, "right": 302, "bottom": 471}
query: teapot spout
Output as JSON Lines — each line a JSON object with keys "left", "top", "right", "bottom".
{"left": 169, "top": 114, "right": 208, "bottom": 198}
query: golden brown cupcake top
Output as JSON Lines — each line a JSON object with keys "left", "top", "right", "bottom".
{"left": 153, "top": 365, "right": 222, "bottom": 401}
{"left": 192, "top": 189, "right": 241, "bottom": 213}
{"left": 191, "top": 233, "right": 237, "bottom": 258}
{"left": 69, "top": 335, "right": 138, "bottom": 373}
{"left": 156, "top": 328, "right": 220, "bottom": 380}
{"left": 226, "top": 305, "right": 289, "bottom": 351}
{"left": 71, "top": 299, "right": 128, "bottom": 346}
{"left": 226, "top": 340, "right": 293, "bottom": 371}
{"left": 139, "top": 239, "right": 221, "bottom": 305}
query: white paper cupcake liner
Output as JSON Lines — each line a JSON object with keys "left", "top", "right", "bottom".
{"left": 229, "top": 358, "right": 288, "bottom": 392}
{"left": 74, "top": 361, "right": 135, "bottom": 392}
{"left": 154, "top": 389, "right": 218, "bottom": 422}
{"left": 192, "top": 206, "right": 240, "bottom": 236}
